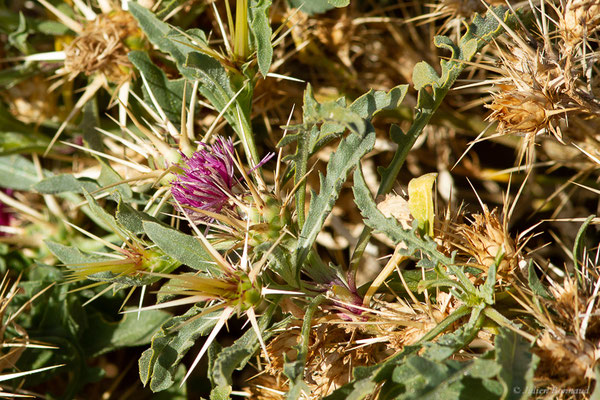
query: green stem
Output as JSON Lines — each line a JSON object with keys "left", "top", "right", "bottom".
{"left": 237, "top": 104, "right": 260, "bottom": 168}
{"left": 298, "top": 295, "right": 326, "bottom": 364}
{"left": 483, "top": 306, "right": 536, "bottom": 342}
{"left": 294, "top": 134, "right": 310, "bottom": 228}
{"left": 416, "top": 305, "right": 471, "bottom": 344}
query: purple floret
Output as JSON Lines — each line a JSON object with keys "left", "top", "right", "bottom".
{"left": 171, "top": 137, "right": 238, "bottom": 216}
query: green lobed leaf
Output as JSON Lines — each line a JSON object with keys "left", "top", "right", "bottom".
{"left": 128, "top": 4, "right": 235, "bottom": 108}
{"left": 154, "top": 364, "right": 188, "bottom": 400}
{"left": 296, "top": 129, "right": 376, "bottom": 269}
{"left": 281, "top": 84, "right": 407, "bottom": 227}
{"left": 139, "top": 306, "right": 220, "bottom": 392}
{"left": 495, "top": 328, "right": 539, "bottom": 400}
{"left": 348, "top": 85, "right": 408, "bottom": 120}
{"left": 385, "top": 356, "right": 466, "bottom": 400}
{"left": 325, "top": 346, "right": 420, "bottom": 400}
{"left": 375, "top": 5, "right": 516, "bottom": 200}
{"left": 143, "top": 221, "right": 219, "bottom": 275}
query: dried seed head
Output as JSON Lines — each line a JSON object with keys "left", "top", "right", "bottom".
{"left": 248, "top": 324, "right": 387, "bottom": 399}
{"left": 487, "top": 86, "right": 559, "bottom": 137}
{"left": 64, "top": 11, "right": 143, "bottom": 82}
{"left": 454, "top": 207, "right": 519, "bottom": 277}
{"left": 560, "top": 0, "right": 600, "bottom": 49}
{"left": 2, "top": 76, "right": 58, "bottom": 125}
{"left": 535, "top": 331, "right": 600, "bottom": 383}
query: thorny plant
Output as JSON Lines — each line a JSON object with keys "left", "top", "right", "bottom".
{"left": 0, "top": 0, "right": 599, "bottom": 399}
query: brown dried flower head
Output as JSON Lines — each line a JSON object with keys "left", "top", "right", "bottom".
{"left": 64, "top": 11, "right": 142, "bottom": 83}
{"left": 536, "top": 331, "right": 599, "bottom": 384}
{"left": 560, "top": 0, "right": 600, "bottom": 49}
{"left": 2, "top": 76, "right": 58, "bottom": 125}
{"left": 248, "top": 323, "right": 386, "bottom": 399}
{"left": 487, "top": 84, "right": 562, "bottom": 139}
{"left": 454, "top": 207, "right": 519, "bottom": 277}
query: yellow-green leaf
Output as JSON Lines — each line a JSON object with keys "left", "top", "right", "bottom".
{"left": 408, "top": 173, "right": 437, "bottom": 237}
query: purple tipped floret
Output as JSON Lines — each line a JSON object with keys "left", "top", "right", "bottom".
{"left": 171, "top": 137, "right": 238, "bottom": 216}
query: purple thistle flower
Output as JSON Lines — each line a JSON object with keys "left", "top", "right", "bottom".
{"left": 171, "top": 137, "right": 239, "bottom": 217}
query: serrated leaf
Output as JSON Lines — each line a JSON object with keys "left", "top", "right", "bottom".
{"left": 353, "top": 166, "right": 451, "bottom": 269}
{"left": 495, "top": 328, "right": 539, "bottom": 400}
{"left": 143, "top": 221, "right": 218, "bottom": 274}
{"left": 139, "top": 306, "right": 219, "bottom": 392}
{"left": 249, "top": 0, "right": 273, "bottom": 77}
{"left": 349, "top": 85, "right": 408, "bottom": 119}
{"left": 296, "top": 130, "right": 375, "bottom": 269}
{"left": 374, "top": 5, "right": 516, "bottom": 201}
